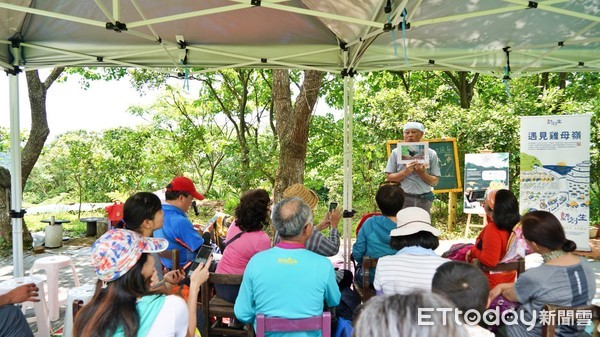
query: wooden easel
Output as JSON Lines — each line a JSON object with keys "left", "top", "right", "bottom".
{"left": 464, "top": 213, "right": 487, "bottom": 239}
{"left": 464, "top": 149, "right": 492, "bottom": 238}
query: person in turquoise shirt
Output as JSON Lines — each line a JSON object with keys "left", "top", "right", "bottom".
{"left": 234, "top": 197, "right": 341, "bottom": 337}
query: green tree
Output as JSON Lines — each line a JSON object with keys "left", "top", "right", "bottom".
{"left": 0, "top": 68, "right": 64, "bottom": 247}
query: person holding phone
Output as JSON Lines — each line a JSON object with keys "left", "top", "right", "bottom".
{"left": 123, "top": 192, "right": 185, "bottom": 292}
{"left": 122, "top": 191, "right": 207, "bottom": 334}
{"left": 73, "top": 229, "right": 212, "bottom": 337}
{"left": 273, "top": 184, "right": 342, "bottom": 257}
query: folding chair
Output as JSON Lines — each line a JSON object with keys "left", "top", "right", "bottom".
{"left": 255, "top": 312, "right": 331, "bottom": 337}
{"left": 200, "top": 273, "right": 254, "bottom": 337}
{"left": 352, "top": 256, "right": 378, "bottom": 303}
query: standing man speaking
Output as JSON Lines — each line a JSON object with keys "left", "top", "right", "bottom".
{"left": 385, "top": 122, "right": 440, "bottom": 213}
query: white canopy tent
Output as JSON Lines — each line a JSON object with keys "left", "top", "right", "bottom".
{"left": 2, "top": 0, "right": 599, "bottom": 276}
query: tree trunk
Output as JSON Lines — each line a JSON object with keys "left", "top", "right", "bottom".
{"left": 0, "top": 68, "right": 64, "bottom": 249}
{"left": 272, "top": 70, "right": 323, "bottom": 201}
{"left": 539, "top": 72, "right": 549, "bottom": 91}
{"left": 442, "top": 71, "right": 480, "bottom": 109}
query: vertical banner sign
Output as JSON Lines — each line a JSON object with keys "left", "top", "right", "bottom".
{"left": 520, "top": 115, "right": 591, "bottom": 251}
{"left": 463, "top": 153, "right": 510, "bottom": 214}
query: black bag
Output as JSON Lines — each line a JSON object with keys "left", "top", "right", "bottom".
{"left": 221, "top": 231, "right": 243, "bottom": 253}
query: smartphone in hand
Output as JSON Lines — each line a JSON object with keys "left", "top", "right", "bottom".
{"left": 329, "top": 202, "right": 338, "bottom": 213}
{"left": 187, "top": 244, "right": 213, "bottom": 277}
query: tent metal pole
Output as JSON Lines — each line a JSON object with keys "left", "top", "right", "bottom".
{"left": 9, "top": 46, "right": 23, "bottom": 278}
{"left": 342, "top": 50, "right": 354, "bottom": 270}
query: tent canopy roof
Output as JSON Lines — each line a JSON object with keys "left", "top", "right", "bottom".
{"left": 1, "top": 0, "right": 599, "bottom": 77}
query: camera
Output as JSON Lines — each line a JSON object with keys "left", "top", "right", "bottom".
{"left": 467, "top": 189, "right": 486, "bottom": 202}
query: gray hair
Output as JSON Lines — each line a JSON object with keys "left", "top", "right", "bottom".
{"left": 271, "top": 197, "right": 313, "bottom": 238}
{"left": 354, "top": 292, "right": 468, "bottom": 337}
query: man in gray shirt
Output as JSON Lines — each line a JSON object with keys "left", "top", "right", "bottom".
{"left": 385, "top": 122, "right": 440, "bottom": 213}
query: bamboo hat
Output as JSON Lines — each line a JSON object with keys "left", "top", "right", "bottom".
{"left": 283, "top": 184, "right": 319, "bottom": 210}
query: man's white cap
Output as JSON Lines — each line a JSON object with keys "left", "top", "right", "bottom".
{"left": 403, "top": 122, "right": 425, "bottom": 132}
{"left": 390, "top": 207, "right": 441, "bottom": 237}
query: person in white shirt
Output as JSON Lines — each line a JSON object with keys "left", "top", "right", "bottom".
{"left": 374, "top": 207, "right": 448, "bottom": 295}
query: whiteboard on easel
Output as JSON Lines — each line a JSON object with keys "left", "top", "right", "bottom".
{"left": 463, "top": 152, "right": 509, "bottom": 214}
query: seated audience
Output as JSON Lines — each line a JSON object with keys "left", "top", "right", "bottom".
{"left": 123, "top": 192, "right": 209, "bottom": 332}
{"left": 467, "top": 189, "right": 520, "bottom": 288}
{"left": 123, "top": 192, "right": 185, "bottom": 293}
{"left": 154, "top": 176, "right": 205, "bottom": 269}
{"left": 352, "top": 182, "right": 405, "bottom": 285}
{"left": 234, "top": 197, "right": 341, "bottom": 335}
{"left": 73, "top": 229, "right": 211, "bottom": 337}
{"left": 354, "top": 292, "right": 468, "bottom": 337}
{"left": 489, "top": 211, "right": 596, "bottom": 337}
{"left": 0, "top": 283, "right": 38, "bottom": 337}
{"left": 432, "top": 261, "right": 494, "bottom": 337}
{"left": 274, "top": 183, "right": 341, "bottom": 257}
{"left": 215, "top": 189, "right": 271, "bottom": 303}
{"left": 374, "top": 207, "right": 448, "bottom": 295}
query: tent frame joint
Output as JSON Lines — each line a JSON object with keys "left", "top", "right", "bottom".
{"left": 251, "top": 0, "right": 261, "bottom": 6}
{"left": 341, "top": 68, "right": 356, "bottom": 77}
{"left": 527, "top": 1, "right": 538, "bottom": 9}
{"left": 342, "top": 209, "right": 356, "bottom": 219}
{"left": 105, "top": 21, "right": 128, "bottom": 32}
{"left": 4, "top": 66, "right": 21, "bottom": 75}
{"left": 10, "top": 209, "right": 26, "bottom": 219}
{"left": 8, "top": 37, "right": 22, "bottom": 48}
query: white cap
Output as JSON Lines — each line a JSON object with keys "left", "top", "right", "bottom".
{"left": 403, "top": 122, "right": 425, "bottom": 132}
{"left": 390, "top": 207, "right": 441, "bottom": 237}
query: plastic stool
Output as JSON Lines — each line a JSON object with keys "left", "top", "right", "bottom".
{"left": 63, "top": 284, "right": 95, "bottom": 337}
{"left": 29, "top": 255, "right": 81, "bottom": 321}
{"left": 0, "top": 275, "right": 51, "bottom": 337}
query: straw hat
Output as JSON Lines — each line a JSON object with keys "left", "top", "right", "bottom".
{"left": 283, "top": 184, "right": 319, "bottom": 209}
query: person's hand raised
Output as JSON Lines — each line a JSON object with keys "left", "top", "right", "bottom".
{"left": 329, "top": 209, "right": 341, "bottom": 228}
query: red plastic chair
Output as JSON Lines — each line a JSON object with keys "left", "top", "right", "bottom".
{"left": 255, "top": 312, "right": 331, "bottom": 337}
{"left": 355, "top": 212, "right": 381, "bottom": 236}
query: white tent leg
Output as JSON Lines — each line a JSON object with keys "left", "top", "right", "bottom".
{"left": 9, "top": 46, "right": 24, "bottom": 278}
{"left": 342, "top": 50, "right": 355, "bottom": 270}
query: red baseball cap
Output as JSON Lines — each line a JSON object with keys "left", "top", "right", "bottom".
{"left": 167, "top": 176, "right": 205, "bottom": 200}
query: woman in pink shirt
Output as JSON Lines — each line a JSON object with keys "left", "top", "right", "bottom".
{"left": 215, "top": 189, "right": 271, "bottom": 302}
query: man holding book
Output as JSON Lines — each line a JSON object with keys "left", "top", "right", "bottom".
{"left": 385, "top": 121, "right": 440, "bottom": 213}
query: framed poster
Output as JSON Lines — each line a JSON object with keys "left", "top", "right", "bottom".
{"left": 463, "top": 153, "right": 510, "bottom": 214}
{"left": 386, "top": 138, "right": 462, "bottom": 193}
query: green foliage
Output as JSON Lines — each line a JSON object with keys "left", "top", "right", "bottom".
{"left": 22, "top": 70, "right": 599, "bottom": 234}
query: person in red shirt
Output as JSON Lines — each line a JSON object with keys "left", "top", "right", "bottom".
{"left": 467, "top": 189, "right": 520, "bottom": 288}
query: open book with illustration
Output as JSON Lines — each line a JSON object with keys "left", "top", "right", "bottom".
{"left": 397, "top": 142, "right": 429, "bottom": 164}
